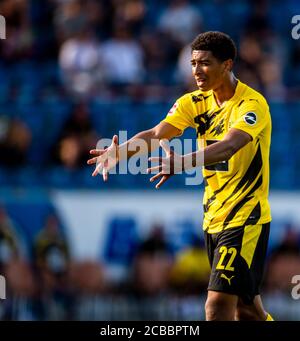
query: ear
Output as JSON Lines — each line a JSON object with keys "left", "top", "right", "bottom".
{"left": 223, "top": 59, "right": 233, "bottom": 72}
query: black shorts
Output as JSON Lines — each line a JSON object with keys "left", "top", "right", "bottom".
{"left": 204, "top": 223, "right": 270, "bottom": 305}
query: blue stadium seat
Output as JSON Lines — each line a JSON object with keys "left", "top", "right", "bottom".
{"left": 198, "top": 2, "right": 223, "bottom": 32}
{"left": 89, "top": 99, "right": 113, "bottom": 136}
{"left": 0, "top": 83, "right": 11, "bottom": 104}
{"left": 46, "top": 166, "right": 78, "bottom": 189}
{"left": 0, "top": 168, "right": 9, "bottom": 187}
{"left": 40, "top": 97, "right": 72, "bottom": 144}
{"left": 14, "top": 167, "right": 43, "bottom": 187}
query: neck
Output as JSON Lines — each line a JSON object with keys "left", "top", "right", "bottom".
{"left": 213, "top": 73, "right": 238, "bottom": 107}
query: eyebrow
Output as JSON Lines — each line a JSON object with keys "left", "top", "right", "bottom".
{"left": 190, "top": 58, "right": 210, "bottom": 63}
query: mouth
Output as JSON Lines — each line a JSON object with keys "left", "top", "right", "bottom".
{"left": 196, "top": 78, "right": 207, "bottom": 86}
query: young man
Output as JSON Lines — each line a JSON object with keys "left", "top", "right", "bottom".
{"left": 87, "top": 31, "right": 273, "bottom": 321}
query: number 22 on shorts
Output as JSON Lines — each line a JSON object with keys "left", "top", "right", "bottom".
{"left": 216, "top": 246, "right": 237, "bottom": 271}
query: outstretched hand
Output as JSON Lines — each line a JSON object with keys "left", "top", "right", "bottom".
{"left": 87, "top": 135, "right": 119, "bottom": 181}
{"left": 147, "top": 139, "right": 183, "bottom": 189}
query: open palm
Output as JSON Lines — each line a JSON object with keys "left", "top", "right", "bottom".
{"left": 87, "top": 135, "right": 119, "bottom": 181}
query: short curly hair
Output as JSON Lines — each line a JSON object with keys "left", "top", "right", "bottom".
{"left": 191, "top": 31, "right": 237, "bottom": 62}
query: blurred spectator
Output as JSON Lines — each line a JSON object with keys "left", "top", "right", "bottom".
{"left": 100, "top": 23, "right": 145, "bottom": 85}
{"left": 0, "top": 0, "right": 33, "bottom": 61}
{"left": 32, "top": 213, "right": 72, "bottom": 320}
{"left": 0, "top": 119, "right": 32, "bottom": 167}
{"left": 244, "top": 0, "right": 271, "bottom": 38}
{"left": 129, "top": 226, "right": 173, "bottom": 296}
{"left": 169, "top": 235, "right": 210, "bottom": 295}
{"left": 287, "top": 43, "right": 300, "bottom": 97}
{"left": 236, "top": 35, "right": 263, "bottom": 91}
{"left": 242, "top": 0, "right": 287, "bottom": 93}
{"left": 112, "top": 0, "right": 146, "bottom": 36}
{"left": 0, "top": 206, "right": 28, "bottom": 269}
{"left": 258, "top": 56, "right": 287, "bottom": 100}
{"left": 264, "top": 225, "right": 300, "bottom": 294}
{"left": 69, "top": 260, "right": 107, "bottom": 295}
{"left": 3, "top": 258, "right": 39, "bottom": 321}
{"left": 54, "top": 0, "right": 107, "bottom": 41}
{"left": 54, "top": 0, "right": 88, "bottom": 42}
{"left": 0, "top": 206, "right": 37, "bottom": 320}
{"left": 59, "top": 27, "right": 104, "bottom": 98}
{"left": 5, "top": 259, "right": 36, "bottom": 298}
{"left": 176, "top": 44, "right": 198, "bottom": 91}
{"left": 158, "top": 0, "right": 203, "bottom": 46}
{"left": 33, "top": 214, "right": 70, "bottom": 289}
{"left": 52, "top": 102, "right": 98, "bottom": 169}
{"left": 270, "top": 224, "right": 300, "bottom": 257}
{"left": 141, "top": 30, "right": 180, "bottom": 86}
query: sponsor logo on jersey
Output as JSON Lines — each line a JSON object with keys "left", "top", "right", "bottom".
{"left": 244, "top": 112, "right": 257, "bottom": 125}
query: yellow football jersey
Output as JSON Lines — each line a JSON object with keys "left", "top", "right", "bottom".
{"left": 163, "top": 80, "right": 272, "bottom": 233}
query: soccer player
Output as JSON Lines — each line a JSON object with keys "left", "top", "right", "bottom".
{"left": 87, "top": 31, "right": 273, "bottom": 321}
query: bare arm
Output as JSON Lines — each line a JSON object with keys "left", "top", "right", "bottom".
{"left": 148, "top": 128, "right": 252, "bottom": 188}
{"left": 119, "top": 121, "right": 182, "bottom": 160}
{"left": 190, "top": 128, "right": 252, "bottom": 168}
{"left": 88, "top": 121, "right": 181, "bottom": 165}
{"left": 87, "top": 121, "right": 181, "bottom": 179}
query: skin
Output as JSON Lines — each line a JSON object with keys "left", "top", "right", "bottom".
{"left": 87, "top": 49, "right": 269, "bottom": 321}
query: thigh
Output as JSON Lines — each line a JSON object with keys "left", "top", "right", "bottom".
{"left": 207, "top": 223, "right": 270, "bottom": 304}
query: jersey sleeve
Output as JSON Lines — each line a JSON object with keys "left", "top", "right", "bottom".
{"left": 162, "top": 94, "right": 195, "bottom": 132}
{"left": 231, "top": 100, "right": 270, "bottom": 140}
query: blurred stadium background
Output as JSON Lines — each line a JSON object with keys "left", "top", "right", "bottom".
{"left": 0, "top": 0, "right": 300, "bottom": 321}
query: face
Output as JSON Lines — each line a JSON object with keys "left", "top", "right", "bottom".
{"left": 190, "top": 50, "right": 231, "bottom": 91}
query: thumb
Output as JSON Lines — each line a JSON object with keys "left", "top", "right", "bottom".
{"left": 159, "top": 139, "right": 171, "bottom": 156}
{"left": 112, "top": 135, "right": 118, "bottom": 146}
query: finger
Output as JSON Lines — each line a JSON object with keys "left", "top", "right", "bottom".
{"left": 160, "top": 139, "right": 171, "bottom": 155}
{"left": 147, "top": 165, "right": 162, "bottom": 173}
{"left": 150, "top": 172, "right": 163, "bottom": 182}
{"left": 102, "top": 158, "right": 109, "bottom": 181}
{"left": 155, "top": 175, "right": 168, "bottom": 189}
{"left": 112, "top": 135, "right": 118, "bottom": 146}
{"left": 87, "top": 157, "right": 99, "bottom": 165}
{"left": 102, "top": 167, "right": 108, "bottom": 181}
{"left": 90, "top": 149, "right": 104, "bottom": 155}
{"left": 92, "top": 166, "right": 102, "bottom": 177}
{"left": 148, "top": 157, "right": 163, "bottom": 163}
{"left": 92, "top": 162, "right": 103, "bottom": 177}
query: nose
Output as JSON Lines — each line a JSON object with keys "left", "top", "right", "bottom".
{"left": 194, "top": 63, "right": 204, "bottom": 76}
